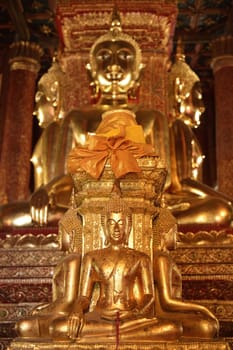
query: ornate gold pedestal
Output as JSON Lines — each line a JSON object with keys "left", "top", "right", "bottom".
{"left": 9, "top": 338, "right": 231, "bottom": 350}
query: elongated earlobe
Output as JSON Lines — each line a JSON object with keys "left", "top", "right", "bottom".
{"left": 104, "top": 237, "right": 110, "bottom": 246}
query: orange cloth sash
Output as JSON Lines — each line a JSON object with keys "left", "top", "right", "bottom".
{"left": 67, "top": 135, "right": 157, "bottom": 179}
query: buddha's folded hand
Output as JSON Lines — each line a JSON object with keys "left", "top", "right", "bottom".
{"left": 67, "top": 311, "right": 84, "bottom": 340}
{"left": 30, "top": 186, "right": 49, "bottom": 226}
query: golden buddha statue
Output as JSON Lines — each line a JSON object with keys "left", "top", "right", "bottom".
{"left": 153, "top": 208, "right": 219, "bottom": 339}
{"left": 168, "top": 39, "right": 205, "bottom": 184}
{"left": 50, "top": 196, "right": 183, "bottom": 342}
{"left": 165, "top": 39, "right": 233, "bottom": 225}
{"left": 31, "top": 55, "right": 68, "bottom": 189}
{"left": 33, "top": 12, "right": 152, "bottom": 222}
{"left": 16, "top": 193, "right": 220, "bottom": 343}
{"left": 0, "top": 9, "right": 169, "bottom": 228}
{"left": 0, "top": 56, "right": 73, "bottom": 227}
{"left": 0, "top": 9, "right": 232, "bottom": 229}
{"left": 14, "top": 191, "right": 178, "bottom": 342}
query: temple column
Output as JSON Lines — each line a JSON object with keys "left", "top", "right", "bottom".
{"left": 0, "top": 41, "right": 43, "bottom": 203}
{"left": 211, "top": 35, "right": 233, "bottom": 198}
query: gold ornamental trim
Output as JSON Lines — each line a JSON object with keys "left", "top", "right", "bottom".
{"left": 177, "top": 229, "right": 233, "bottom": 246}
{"left": 0, "top": 249, "right": 64, "bottom": 266}
{"left": 9, "top": 41, "right": 43, "bottom": 73}
{"left": 9, "top": 339, "right": 231, "bottom": 350}
{"left": 10, "top": 57, "right": 41, "bottom": 73}
{"left": 56, "top": 3, "right": 177, "bottom": 53}
{"left": 211, "top": 55, "right": 233, "bottom": 73}
{"left": 194, "top": 300, "right": 233, "bottom": 321}
{"left": 171, "top": 246, "right": 233, "bottom": 264}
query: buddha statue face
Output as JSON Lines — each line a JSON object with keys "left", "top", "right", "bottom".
{"left": 106, "top": 212, "right": 126, "bottom": 245}
{"left": 101, "top": 193, "right": 132, "bottom": 246}
{"left": 177, "top": 80, "right": 205, "bottom": 128}
{"left": 170, "top": 39, "right": 205, "bottom": 128}
{"left": 87, "top": 10, "right": 144, "bottom": 102}
{"left": 34, "top": 82, "right": 57, "bottom": 128}
{"left": 185, "top": 81, "right": 205, "bottom": 127}
{"left": 34, "top": 59, "right": 65, "bottom": 128}
{"left": 91, "top": 40, "right": 137, "bottom": 97}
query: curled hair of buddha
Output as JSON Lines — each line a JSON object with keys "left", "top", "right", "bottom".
{"left": 103, "top": 194, "right": 132, "bottom": 216}
{"left": 101, "top": 184, "right": 132, "bottom": 246}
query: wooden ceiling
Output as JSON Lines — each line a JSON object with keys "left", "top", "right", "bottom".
{"left": 0, "top": 0, "right": 232, "bottom": 76}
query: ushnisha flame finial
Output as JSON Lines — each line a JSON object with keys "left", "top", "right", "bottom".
{"left": 175, "top": 37, "right": 185, "bottom": 62}
{"left": 110, "top": 5, "right": 122, "bottom": 36}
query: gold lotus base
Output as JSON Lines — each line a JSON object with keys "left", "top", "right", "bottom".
{"left": 9, "top": 338, "right": 231, "bottom": 350}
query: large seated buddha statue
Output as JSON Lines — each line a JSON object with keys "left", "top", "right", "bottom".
{"left": 0, "top": 9, "right": 168, "bottom": 228}
{"left": 165, "top": 39, "right": 233, "bottom": 225}
{"left": 0, "top": 9, "right": 232, "bottom": 229}
{"left": 0, "top": 55, "right": 73, "bottom": 227}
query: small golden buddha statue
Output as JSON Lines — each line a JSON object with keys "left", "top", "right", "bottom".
{"left": 153, "top": 207, "right": 219, "bottom": 339}
{"left": 16, "top": 195, "right": 182, "bottom": 341}
{"left": 16, "top": 194, "right": 220, "bottom": 343}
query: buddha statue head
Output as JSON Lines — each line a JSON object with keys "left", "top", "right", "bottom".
{"left": 87, "top": 7, "right": 144, "bottom": 104}
{"left": 169, "top": 38, "right": 205, "bottom": 128}
{"left": 34, "top": 55, "right": 66, "bottom": 128}
{"left": 101, "top": 193, "right": 132, "bottom": 247}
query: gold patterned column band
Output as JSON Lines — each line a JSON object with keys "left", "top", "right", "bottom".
{"left": 9, "top": 41, "right": 43, "bottom": 73}
{"left": 211, "top": 35, "right": 233, "bottom": 73}
{"left": 9, "top": 339, "right": 231, "bottom": 350}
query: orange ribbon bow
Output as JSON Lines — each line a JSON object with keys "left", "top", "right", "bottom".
{"left": 67, "top": 135, "right": 157, "bottom": 179}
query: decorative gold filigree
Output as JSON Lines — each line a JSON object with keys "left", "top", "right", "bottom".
{"left": 8, "top": 339, "right": 231, "bottom": 350}
{"left": 177, "top": 229, "right": 233, "bottom": 245}
{"left": 0, "top": 234, "right": 59, "bottom": 249}
{"left": 9, "top": 41, "right": 43, "bottom": 73}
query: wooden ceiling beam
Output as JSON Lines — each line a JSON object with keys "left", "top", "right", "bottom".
{"left": 3, "top": 0, "right": 30, "bottom": 40}
{"left": 178, "top": 8, "right": 230, "bottom": 16}
{"left": 175, "top": 24, "right": 226, "bottom": 44}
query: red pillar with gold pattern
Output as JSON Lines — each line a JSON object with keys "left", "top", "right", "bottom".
{"left": 211, "top": 35, "right": 233, "bottom": 199}
{"left": 0, "top": 41, "right": 42, "bottom": 203}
